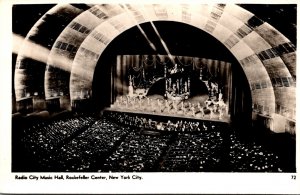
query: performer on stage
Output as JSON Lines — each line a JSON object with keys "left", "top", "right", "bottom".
{"left": 218, "top": 91, "right": 223, "bottom": 101}
{"left": 188, "top": 102, "right": 192, "bottom": 110}
{"left": 132, "top": 97, "right": 136, "bottom": 109}
{"left": 157, "top": 99, "right": 162, "bottom": 113}
{"left": 171, "top": 83, "right": 178, "bottom": 96}
{"left": 196, "top": 102, "right": 203, "bottom": 118}
{"left": 205, "top": 98, "right": 212, "bottom": 107}
{"left": 138, "top": 98, "right": 142, "bottom": 109}
{"left": 128, "top": 76, "right": 134, "bottom": 97}
{"left": 219, "top": 108, "right": 224, "bottom": 120}
{"left": 208, "top": 106, "right": 214, "bottom": 119}
{"left": 182, "top": 105, "right": 186, "bottom": 116}
{"left": 213, "top": 103, "right": 218, "bottom": 112}
{"left": 120, "top": 96, "right": 123, "bottom": 105}
{"left": 174, "top": 101, "right": 178, "bottom": 113}
{"left": 191, "top": 104, "right": 195, "bottom": 117}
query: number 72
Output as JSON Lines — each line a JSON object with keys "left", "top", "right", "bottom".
{"left": 291, "top": 175, "right": 296, "bottom": 180}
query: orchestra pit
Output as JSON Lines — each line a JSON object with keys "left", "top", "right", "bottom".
{"left": 12, "top": 4, "right": 296, "bottom": 172}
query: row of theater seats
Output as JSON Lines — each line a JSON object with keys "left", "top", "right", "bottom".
{"left": 20, "top": 113, "right": 282, "bottom": 172}
{"left": 22, "top": 115, "right": 96, "bottom": 169}
{"left": 50, "top": 119, "right": 131, "bottom": 172}
{"left": 104, "top": 111, "right": 226, "bottom": 132}
{"left": 228, "top": 133, "right": 281, "bottom": 172}
{"left": 161, "top": 131, "right": 224, "bottom": 172}
{"left": 112, "top": 112, "right": 280, "bottom": 172}
{"left": 101, "top": 131, "right": 171, "bottom": 172}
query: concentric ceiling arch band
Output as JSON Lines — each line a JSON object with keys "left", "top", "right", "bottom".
{"left": 14, "top": 4, "right": 296, "bottom": 132}
{"left": 14, "top": 4, "right": 90, "bottom": 108}
{"left": 71, "top": 3, "right": 290, "bottom": 121}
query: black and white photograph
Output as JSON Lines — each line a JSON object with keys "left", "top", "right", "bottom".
{"left": 1, "top": 1, "right": 299, "bottom": 194}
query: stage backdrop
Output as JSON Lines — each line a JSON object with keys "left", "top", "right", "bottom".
{"left": 112, "top": 55, "right": 233, "bottom": 115}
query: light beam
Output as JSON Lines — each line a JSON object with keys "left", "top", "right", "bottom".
{"left": 121, "top": 4, "right": 158, "bottom": 52}
{"left": 13, "top": 33, "right": 92, "bottom": 79}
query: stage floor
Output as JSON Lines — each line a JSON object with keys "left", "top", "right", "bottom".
{"left": 105, "top": 107, "right": 230, "bottom": 123}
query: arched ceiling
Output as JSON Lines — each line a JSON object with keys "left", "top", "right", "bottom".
{"left": 13, "top": 4, "right": 296, "bottom": 120}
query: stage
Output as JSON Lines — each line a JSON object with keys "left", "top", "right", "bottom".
{"left": 105, "top": 107, "right": 231, "bottom": 124}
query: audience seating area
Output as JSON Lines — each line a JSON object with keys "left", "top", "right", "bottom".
{"left": 17, "top": 111, "right": 283, "bottom": 172}
{"left": 22, "top": 115, "right": 96, "bottom": 169}
{"left": 228, "top": 133, "right": 281, "bottom": 172}
{"left": 102, "top": 131, "right": 171, "bottom": 172}
{"left": 161, "top": 131, "right": 224, "bottom": 172}
{"left": 52, "top": 119, "right": 130, "bottom": 171}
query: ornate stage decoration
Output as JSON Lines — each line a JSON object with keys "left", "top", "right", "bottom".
{"left": 127, "top": 56, "right": 157, "bottom": 98}
{"left": 164, "top": 63, "right": 191, "bottom": 101}
{"left": 111, "top": 55, "right": 230, "bottom": 122}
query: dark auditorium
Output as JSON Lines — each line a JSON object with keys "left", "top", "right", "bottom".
{"left": 11, "top": 4, "right": 296, "bottom": 173}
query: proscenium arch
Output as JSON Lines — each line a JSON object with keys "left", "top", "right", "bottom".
{"left": 69, "top": 4, "right": 293, "bottom": 115}
{"left": 14, "top": 4, "right": 296, "bottom": 123}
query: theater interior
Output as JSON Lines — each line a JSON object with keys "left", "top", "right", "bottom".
{"left": 12, "top": 4, "right": 296, "bottom": 172}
